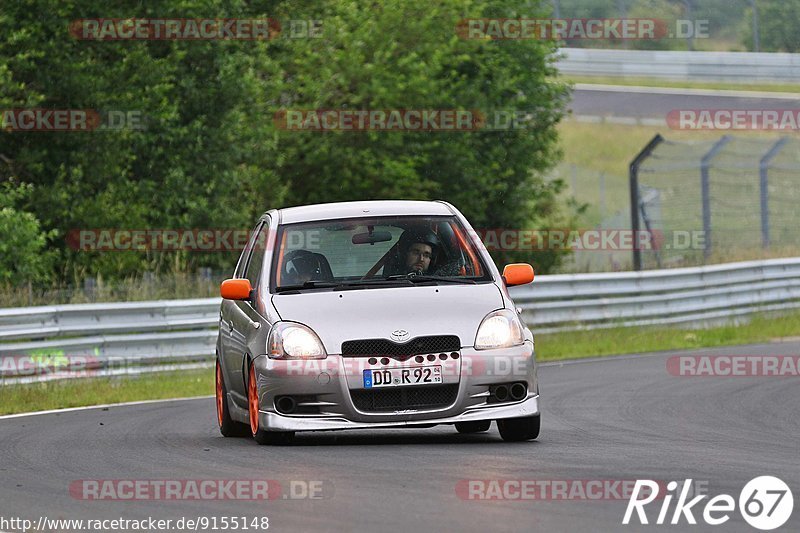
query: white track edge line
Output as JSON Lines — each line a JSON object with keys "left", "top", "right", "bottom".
{"left": 0, "top": 395, "right": 213, "bottom": 420}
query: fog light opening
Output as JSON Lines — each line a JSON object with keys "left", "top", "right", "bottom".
{"left": 275, "top": 396, "right": 297, "bottom": 414}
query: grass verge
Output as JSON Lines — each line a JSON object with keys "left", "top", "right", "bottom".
{"left": 0, "top": 368, "right": 213, "bottom": 416}
{"left": 2, "top": 310, "right": 800, "bottom": 415}
{"left": 536, "top": 310, "right": 800, "bottom": 361}
{"left": 563, "top": 75, "right": 800, "bottom": 94}
{"left": 555, "top": 121, "right": 782, "bottom": 208}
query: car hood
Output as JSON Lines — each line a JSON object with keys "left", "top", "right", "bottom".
{"left": 271, "top": 283, "right": 504, "bottom": 354}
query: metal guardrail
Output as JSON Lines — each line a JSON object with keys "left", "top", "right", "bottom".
{"left": 2, "top": 257, "right": 799, "bottom": 382}
{"left": 515, "top": 257, "right": 800, "bottom": 333}
{"left": 0, "top": 298, "right": 219, "bottom": 341}
{"left": 558, "top": 48, "right": 800, "bottom": 83}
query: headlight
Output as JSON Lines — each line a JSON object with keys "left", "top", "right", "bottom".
{"left": 268, "top": 322, "right": 327, "bottom": 359}
{"left": 475, "top": 309, "right": 524, "bottom": 350}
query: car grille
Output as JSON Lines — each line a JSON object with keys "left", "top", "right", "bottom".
{"left": 350, "top": 384, "right": 459, "bottom": 412}
{"left": 341, "top": 335, "right": 460, "bottom": 360}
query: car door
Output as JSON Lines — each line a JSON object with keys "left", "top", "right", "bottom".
{"left": 219, "top": 227, "right": 252, "bottom": 387}
{"left": 227, "top": 220, "right": 271, "bottom": 406}
{"left": 220, "top": 221, "right": 263, "bottom": 405}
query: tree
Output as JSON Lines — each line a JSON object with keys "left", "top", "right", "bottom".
{"left": 0, "top": 0, "right": 287, "bottom": 278}
{"left": 0, "top": 183, "right": 55, "bottom": 283}
{"left": 1, "top": 0, "right": 572, "bottom": 281}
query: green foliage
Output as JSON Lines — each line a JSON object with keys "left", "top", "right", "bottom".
{"left": 1, "top": 0, "right": 570, "bottom": 285}
{"left": 0, "top": 0, "right": 287, "bottom": 280}
{"left": 0, "top": 183, "right": 56, "bottom": 283}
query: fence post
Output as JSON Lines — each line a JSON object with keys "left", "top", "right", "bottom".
{"left": 759, "top": 137, "right": 789, "bottom": 249}
{"left": 700, "top": 136, "right": 732, "bottom": 261}
{"left": 629, "top": 134, "right": 664, "bottom": 271}
{"left": 599, "top": 171, "right": 606, "bottom": 219}
{"left": 83, "top": 277, "right": 97, "bottom": 301}
{"left": 570, "top": 164, "right": 577, "bottom": 198}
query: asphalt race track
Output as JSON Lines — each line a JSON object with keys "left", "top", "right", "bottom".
{"left": 570, "top": 85, "right": 800, "bottom": 119}
{"left": 2, "top": 341, "right": 798, "bottom": 532}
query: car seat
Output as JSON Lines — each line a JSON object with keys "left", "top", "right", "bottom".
{"left": 282, "top": 250, "right": 334, "bottom": 285}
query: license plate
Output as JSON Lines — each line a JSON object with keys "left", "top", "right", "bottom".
{"left": 363, "top": 366, "right": 442, "bottom": 388}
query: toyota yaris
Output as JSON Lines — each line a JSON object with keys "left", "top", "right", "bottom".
{"left": 215, "top": 200, "right": 539, "bottom": 444}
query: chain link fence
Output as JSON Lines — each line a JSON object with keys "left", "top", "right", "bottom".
{"left": 631, "top": 135, "right": 800, "bottom": 270}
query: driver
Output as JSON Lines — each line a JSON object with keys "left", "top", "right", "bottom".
{"left": 398, "top": 230, "right": 439, "bottom": 275}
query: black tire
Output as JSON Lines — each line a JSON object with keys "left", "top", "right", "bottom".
{"left": 248, "top": 361, "right": 295, "bottom": 445}
{"left": 253, "top": 429, "right": 295, "bottom": 446}
{"left": 455, "top": 420, "right": 491, "bottom": 434}
{"left": 216, "top": 359, "right": 249, "bottom": 437}
{"left": 497, "top": 415, "right": 540, "bottom": 442}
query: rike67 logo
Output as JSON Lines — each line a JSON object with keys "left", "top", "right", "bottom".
{"left": 623, "top": 476, "right": 794, "bottom": 530}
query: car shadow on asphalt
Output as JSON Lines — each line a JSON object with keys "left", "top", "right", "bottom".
{"left": 269, "top": 429, "right": 543, "bottom": 447}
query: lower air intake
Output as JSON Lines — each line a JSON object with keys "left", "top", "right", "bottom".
{"left": 350, "top": 384, "right": 459, "bottom": 412}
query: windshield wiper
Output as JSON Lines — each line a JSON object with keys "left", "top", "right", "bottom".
{"left": 335, "top": 278, "right": 414, "bottom": 287}
{"left": 384, "top": 274, "right": 476, "bottom": 284}
{"left": 274, "top": 278, "right": 413, "bottom": 293}
{"left": 274, "top": 275, "right": 474, "bottom": 293}
{"left": 274, "top": 281, "right": 340, "bottom": 293}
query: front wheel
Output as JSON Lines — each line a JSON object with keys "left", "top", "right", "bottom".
{"left": 497, "top": 415, "right": 540, "bottom": 442}
{"left": 248, "top": 361, "right": 295, "bottom": 445}
{"left": 216, "top": 359, "right": 249, "bottom": 437}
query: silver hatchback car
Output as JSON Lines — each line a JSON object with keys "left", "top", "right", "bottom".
{"left": 215, "top": 200, "right": 539, "bottom": 444}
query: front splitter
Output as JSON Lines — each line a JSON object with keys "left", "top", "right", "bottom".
{"left": 259, "top": 394, "right": 539, "bottom": 432}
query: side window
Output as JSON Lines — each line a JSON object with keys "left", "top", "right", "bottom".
{"left": 234, "top": 222, "right": 262, "bottom": 278}
{"left": 245, "top": 223, "right": 270, "bottom": 287}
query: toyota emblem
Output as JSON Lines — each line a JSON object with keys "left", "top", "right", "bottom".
{"left": 391, "top": 329, "right": 409, "bottom": 341}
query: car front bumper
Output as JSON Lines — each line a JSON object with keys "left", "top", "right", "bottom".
{"left": 252, "top": 341, "right": 539, "bottom": 433}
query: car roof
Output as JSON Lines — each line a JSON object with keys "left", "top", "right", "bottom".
{"left": 274, "top": 200, "right": 453, "bottom": 224}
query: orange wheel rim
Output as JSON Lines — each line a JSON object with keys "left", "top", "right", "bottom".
{"left": 215, "top": 361, "right": 224, "bottom": 427}
{"left": 248, "top": 364, "right": 259, "bottom": 435}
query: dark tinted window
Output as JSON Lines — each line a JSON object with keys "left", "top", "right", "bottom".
{"left": 245, "top": 223, "right": 270, "bottom": 287}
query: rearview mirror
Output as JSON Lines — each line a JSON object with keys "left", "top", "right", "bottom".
{"left": 220, "top": 278, "right": 253, "bottom": 300}
{"left": 502, "top": 263, "right": 534, "bottom": 286}
{"left": 352, "top": 230, "right": 392, "bottom": 245}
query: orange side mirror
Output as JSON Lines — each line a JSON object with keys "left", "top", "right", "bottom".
{"left": 220, "top": 279, "right": 253, "bottom": 300}
{"left": 502, "top": 263, "right": 534, "bottom": 286}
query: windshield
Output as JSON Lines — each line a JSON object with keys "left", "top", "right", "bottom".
{"left": 270, "top": 215, "right": 490, "bottom": 291}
